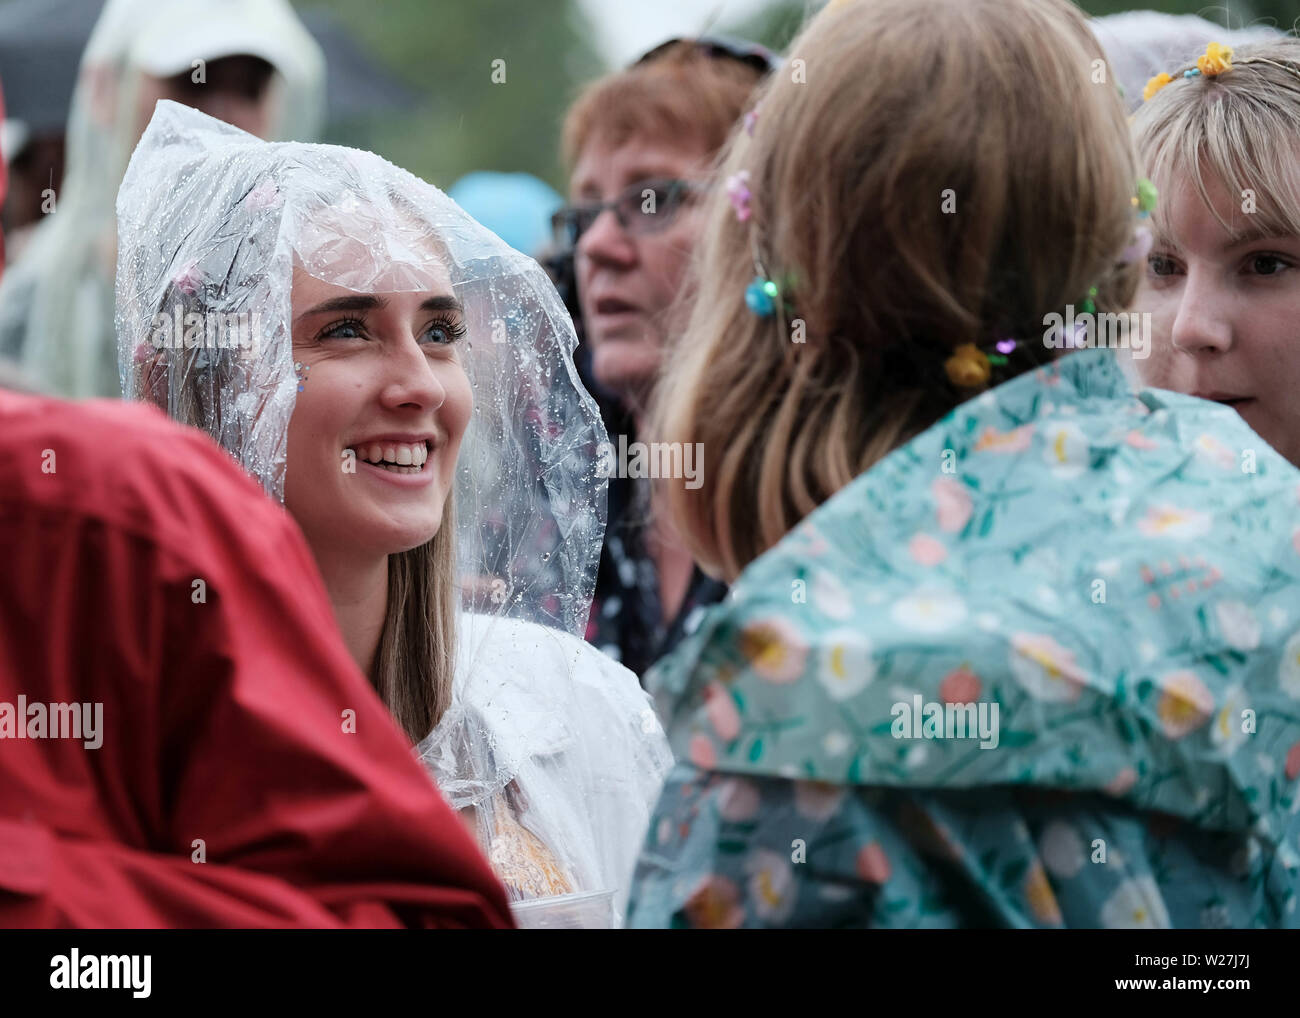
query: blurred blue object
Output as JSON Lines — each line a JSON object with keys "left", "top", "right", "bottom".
{"left": 448, "top": 171, "right": 563, "bottom": 258}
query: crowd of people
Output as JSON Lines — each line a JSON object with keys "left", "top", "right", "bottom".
{"left": 1, "top": 0, "right": 1299, "bottom": 929}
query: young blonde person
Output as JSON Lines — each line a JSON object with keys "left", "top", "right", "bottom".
{"left": 1133, "top": 38, "right": 1300, "bottom": 468}
{"left": 629, "top": 0, "right": 1300, "bottom": 928}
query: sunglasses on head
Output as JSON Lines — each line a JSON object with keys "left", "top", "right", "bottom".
{"left": 633, "top": 35, "right": 780, "bottom": 77}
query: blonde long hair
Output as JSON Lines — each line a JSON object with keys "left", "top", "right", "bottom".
{"left": 650, "top": 0, "right": 1141, "bottom": 581}
{"left": 374, "top": 517, "right": 457, "bottom": 742}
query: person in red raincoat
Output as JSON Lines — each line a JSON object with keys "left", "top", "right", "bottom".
{"left": 0, "top": 219, "right": 512, "bottom": 925}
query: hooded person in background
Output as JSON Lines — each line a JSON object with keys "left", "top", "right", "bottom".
{"left": 0, "top": 81, "right": 510, "bottom": 930}
{"left": 0, "top": 75, "right": 37, "bottom": 394}
{"left": 0, "top": 0, "right": 322, "bottom": 397}
{"left": 0, "top": 76, "right": 6, "bottom": 274}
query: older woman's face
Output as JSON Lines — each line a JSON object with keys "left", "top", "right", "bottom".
{"left": 570, "top": 132, "right": 713, "bottom": 409}
{"left": 284, "top": 263, "right": 473, "bottom": 561}
{"left": 1135, "top": 170, "right": 1300, "bottom": 466}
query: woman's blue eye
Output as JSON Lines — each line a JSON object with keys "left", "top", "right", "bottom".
{"left": 321, "top": 318, "right": 365, "bottom": 340}
{"left": 422, "top": 316, "right": 467, "bottom": 345}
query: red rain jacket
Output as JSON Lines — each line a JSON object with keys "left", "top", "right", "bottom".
{"left": 0, "top": 392, "right": 513, "bottom": 928}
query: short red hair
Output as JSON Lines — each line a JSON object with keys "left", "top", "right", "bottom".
{"left": 562, "top": 42, "right": 765, "bottom": 168}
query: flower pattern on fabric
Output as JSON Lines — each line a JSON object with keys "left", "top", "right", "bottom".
{"left": 631, "top": 349, "right": 1300, "bottom": 928}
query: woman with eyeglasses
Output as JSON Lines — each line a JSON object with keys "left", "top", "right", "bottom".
{"left": 557, "top": 38, "right": 773, "bottom": 680}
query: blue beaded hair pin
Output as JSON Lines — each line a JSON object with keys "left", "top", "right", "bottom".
{"left": 745, "top": 274, "right": 780, "bottom": 317}
{"left": 745, "top": 241, "right": 786, "bottom": 327}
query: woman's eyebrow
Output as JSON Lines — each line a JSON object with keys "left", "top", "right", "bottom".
{"left": 295, "top": 294, "right": 386, "bottom": 324}
{"left": 419, "top": 296, "right": 464, "bottom": 314}
{"left": 1225, "top": 221, "right": 1298, "bottom": 248}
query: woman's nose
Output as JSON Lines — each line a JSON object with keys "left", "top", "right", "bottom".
{"left": 379, "top": 335, "right": 447, "bottom": 411}
{"left": 1170, "top": 268, "right": 1233, "bottom": 356}
{"left": 577, "top": 205, "right": 637, "bottom": 269}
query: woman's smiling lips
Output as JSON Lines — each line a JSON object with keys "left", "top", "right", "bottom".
{"left": 346, "top": 433, "right": 439, "bottom": 487}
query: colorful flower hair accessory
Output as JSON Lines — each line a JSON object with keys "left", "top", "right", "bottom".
{"left": 1144, "top": 45, "right": 1300, "bottom": 108}
{"left": 1198, "top": 42, "right": 1234, "bottom": 77}
{"left": 173, "top": 260, "right": 202, "bottom": 296}
{"left": 726, "top": 171, "right": 753, "bottom": 222}
{"left": 1142, "top": 72, "right": 1173, "bottom": 101}
{"left": 1144, "top": 43, "right": 1237, "bottom": 102}
{"left": 945, "top": 344, "right": 992, "bottom": 388}
{"left": 1133, "top": 177, "right": 1158, "bottom": 218}
{"left": 1120, "top": 225, "right": 1154, "bottom": 266}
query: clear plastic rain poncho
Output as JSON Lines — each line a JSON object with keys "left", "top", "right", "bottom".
{"left": 114, "top": 101, "right": 671, "bottom": 928}
{"left": 0, "top": 0, "right": 323, "bottom": 396}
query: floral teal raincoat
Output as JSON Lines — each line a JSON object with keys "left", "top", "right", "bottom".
{"left": 629, "top": 349, "right": 1300, "bottom": 928}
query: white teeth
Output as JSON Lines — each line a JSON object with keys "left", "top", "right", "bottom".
{"left": 349, "top": 441, "right": 429, "bottom": 470}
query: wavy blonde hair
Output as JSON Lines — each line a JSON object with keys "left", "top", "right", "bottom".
{"left": 1133, "top": 37, "right": 1300, "bottom": 245}
{"left": 650, "top": 0, "right": 1141, "bottom": 581}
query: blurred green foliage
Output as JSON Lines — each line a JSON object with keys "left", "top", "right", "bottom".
{"left": 1078, "top": 0, "right": 1295, "bottom": 24}
{"left": 299, "top": 0, "right": 603, "bottom": 191}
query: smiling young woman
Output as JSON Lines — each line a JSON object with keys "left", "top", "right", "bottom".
{"left": 283, "top": 269, "right": 472, "bottom": 731}
{"left": 115, "top": 102, "right": 671, "bottom": 923}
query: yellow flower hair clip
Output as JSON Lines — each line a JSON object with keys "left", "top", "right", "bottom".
{"left": 944, "top": 344, "right": 992, "bottom": 389}
{"left": 1144, "top": 42, "right": 1235, "bottom": 102}
{"left": 1197, "top": 42, "right": 1234, "bottom": 77}
{"left": 1142, "top": 72, "right": 1172, "bottom": 102}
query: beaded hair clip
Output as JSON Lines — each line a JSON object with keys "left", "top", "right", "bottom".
{"left": 1144, "top": 42, "right": 1300, "bottom": 102}
{"left": 727, "top": 74, "right": 1159, "bottom": 393}
{"left": 942, "top": 177, "right": 1157, "bottom": 390}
